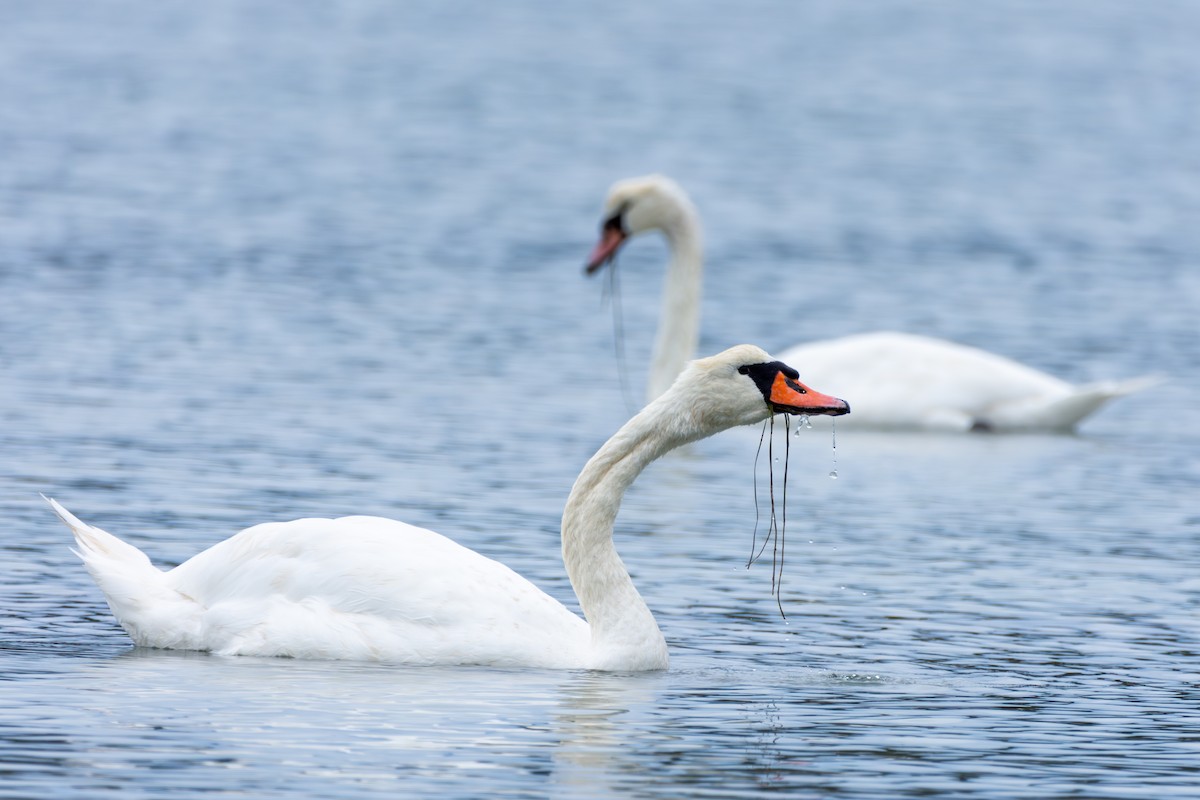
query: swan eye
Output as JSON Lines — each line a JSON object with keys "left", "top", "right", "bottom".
{"left": 737, "top": 365, "right": 750, "bottom": 375}
{"left": 603, "top": 201, "right": 632, "bottom": 234}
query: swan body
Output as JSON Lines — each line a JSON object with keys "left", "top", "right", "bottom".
{"left": 779, "top": 332, "right": 1154, "bottom": 432}
{"left": 586, "top": 174, "right": 1154, "bottom": 432}
{"left": 51, "top": 345, "right": 849, "bottom": 671}
{"left": 54, "top": 504, "right": 590, "bottom": 667}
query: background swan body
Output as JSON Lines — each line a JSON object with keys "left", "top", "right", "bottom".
{"left": 778, "top": 332, "right": 1154, "bottom": 432}
{"left": 50, "top": 345, "right": 849, "bottom": 671}
{"left": 586, "top": 174, "right": 1154, "bottom": 432}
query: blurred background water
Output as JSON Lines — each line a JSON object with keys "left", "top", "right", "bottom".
{"left": 1, "top": 0, "right": 1198, "bottom": 797}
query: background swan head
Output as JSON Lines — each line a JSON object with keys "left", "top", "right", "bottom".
{"left": 586, "top": 174, "right": 700, "bottom": 273}
{"left": 663, "top": 344, "right": 850, "bottom": 435}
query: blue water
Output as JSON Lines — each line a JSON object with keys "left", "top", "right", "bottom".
{"left": 2, "top": 1, "right": 1198, "bottom": 797}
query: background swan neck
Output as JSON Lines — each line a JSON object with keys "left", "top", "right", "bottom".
{"left": 648, "top": 218, "right": 703, "bottom": 403}
{"left": 561, "top": 401, "right": 689, "bottom": 669}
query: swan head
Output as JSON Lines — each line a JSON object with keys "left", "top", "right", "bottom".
{"left": 674, "top": 345, "right": 851, "bottom": 432}
{"left": 586, "top": 174, "right": 699, "bottom": 273}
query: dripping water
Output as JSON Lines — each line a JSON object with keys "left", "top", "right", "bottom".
{"left": 829, "top": 418, "right": 838, "bottom": 479}
{"left": 793, "top": 414, "right": 810, "bottom": 436}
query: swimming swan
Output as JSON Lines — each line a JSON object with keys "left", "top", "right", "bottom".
{"left": 586, "top": 174, "right": 1154, "bottom": 432}
{"left": 49, "top": 345, "right": 849, "bottom": 671}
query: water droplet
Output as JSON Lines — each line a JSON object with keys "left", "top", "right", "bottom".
{"left": 828, "top": 419, "right": 839, "bottom": 478}
{"left": 804, "top": 416, "right": 813, "bottom": 429}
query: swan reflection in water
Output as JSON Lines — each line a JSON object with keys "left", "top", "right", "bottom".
{"left": 59, "top": 647, "right": 805, "bottom": 795}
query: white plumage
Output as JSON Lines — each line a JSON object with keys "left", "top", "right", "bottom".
{"left": 50, "top": 344, "right": 848, "bottom": 670}
{"left": 778, "top": 332, "right": 1155, "bottom": 432}
{"left": 54, "top": 501, "right": 589, "bottom": 667}
{"left": 586, "top": 174, "right": 1155, "bottom": 432}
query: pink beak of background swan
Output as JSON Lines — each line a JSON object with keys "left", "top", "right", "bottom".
{"left": 586, "top": 225, "right": 627, "bottom": 273}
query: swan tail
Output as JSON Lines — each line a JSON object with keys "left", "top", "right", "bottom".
{"left": 1086, "top": 374, "right": 1164, "bottom": 399}
{"left": 45, "top": 496, "right": 201, "bottom": 648}
{"left": 985, "top": 375, "right": 1162, "bottom": 431}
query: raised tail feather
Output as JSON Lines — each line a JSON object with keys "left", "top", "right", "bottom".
{"left": 45, "top": 496, "right": 198, "bottom": 648}
{"left": 48, "top": 496, "right": 154, "bottom": 571}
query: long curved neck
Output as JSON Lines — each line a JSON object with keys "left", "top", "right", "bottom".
{"left": 560, "top": 397, "right": 696, "bottom": 670}
{"left": 647, "top": 213, "right": 703, "bottom": 403}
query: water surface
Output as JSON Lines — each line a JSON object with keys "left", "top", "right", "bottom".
{"left": 1, "top": 1, "right": 1198, "bottom": 798}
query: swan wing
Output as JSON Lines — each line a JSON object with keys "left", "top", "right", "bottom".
{"left": 157, "top": 516, "right": 589, "bottom": 666}
{"left": 780, "top": 332, "right": 1079, "bottom": 430}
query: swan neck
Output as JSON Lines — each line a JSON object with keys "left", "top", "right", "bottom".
{"left": 561, "top": 400, "right": 690, "bottom": 670}
{"left": 648, "top": 216, "right": 703, "bottom": 402}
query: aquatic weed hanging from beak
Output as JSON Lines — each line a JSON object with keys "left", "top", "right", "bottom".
{"left": 599, "top": 253, "right": 637, "bottom": 416}
{"left": 747, "top": 414, "right": 843, "bottom": 617}
{"left": 747, "top": 413, "right": 793, "bottom": 618}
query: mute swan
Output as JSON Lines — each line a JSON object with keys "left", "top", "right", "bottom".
{"left": 48, "top": 345, "right": 849, "bottom": 671}
{"left": 586, "top": 174, "right": 1154, "bottom": 432}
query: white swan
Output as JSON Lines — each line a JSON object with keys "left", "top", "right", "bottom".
{"left": 49, "top": 345, "right": 849, "bottom": 671}
{"left": 586, "top": 174, "right": 1155, "bottom": 432}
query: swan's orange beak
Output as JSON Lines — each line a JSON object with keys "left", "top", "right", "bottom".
{"left": 586, "top": 225, "right": 627, "bottom": 274}
{"left": 769, "top": 371, "right": 850, "bottom": 416}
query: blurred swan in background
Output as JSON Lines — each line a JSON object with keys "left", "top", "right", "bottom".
{"left": 586, "top": 174, "right": 1155, "bottom": 432}
{"left": 50, "top": 345, "right": 848, "bottom": 671}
